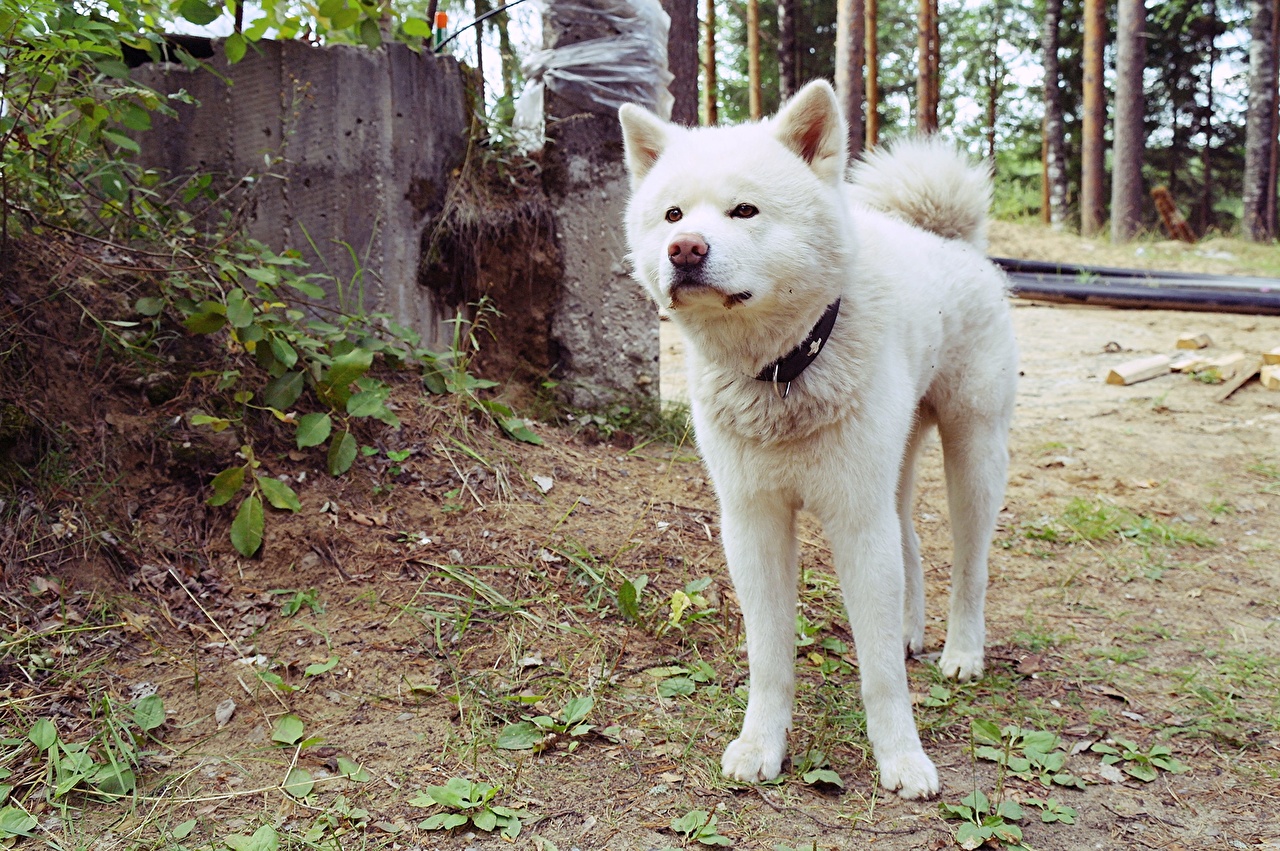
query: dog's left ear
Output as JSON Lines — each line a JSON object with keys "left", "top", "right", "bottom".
{"left": 619, "top": 104, "right": 669, "bottom": 184}
{"left": 773, "top": 80, "right": 847, "bottom": 184}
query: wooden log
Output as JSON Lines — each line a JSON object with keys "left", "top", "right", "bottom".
{"left": 1176, "top": 332, "right": 1212, "bottom": 349}
{"left": 1261, "top": 364, "right": 1280, "bottom": 391}
{"left": 1263, "top": 346, "right": 1280, "bottom": 365}
{"left": 1216, "top": 356, "right": 1263, "bottom": 402}
{"left": 1171, "top": 353, "right": 1211, "bottom": 372}
{"left": 1202, "top": 352, "right": 1250, "bottom": 382}
{"left": 1106, "top": 354, "right": 1171, "bottom": 385}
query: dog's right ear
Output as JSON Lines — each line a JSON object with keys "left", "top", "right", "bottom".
{"left": 619, "top": 104, "right": 668, "bottom": 183}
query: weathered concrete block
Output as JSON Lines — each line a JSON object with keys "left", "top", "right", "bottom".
{"left": 132, "top": 41, "right": 468, "bottom": 347}
{"left": 541, "top": 0, "right": 666, "bottom": 408}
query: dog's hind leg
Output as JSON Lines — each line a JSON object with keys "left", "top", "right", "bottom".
{"left": 936, "top": 415, "right": 1010, "bottom": 681}
{"left": 719, "top": 493, "right": 800, "bottom": 783}
{"left": 898, "top": 414, "right": 932, "bottom": 657}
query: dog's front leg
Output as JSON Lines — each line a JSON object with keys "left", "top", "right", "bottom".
{"left": 828, "top": 509, "right": 940, "bottom": 800}
{"left": 719, "top": 495, "right": 799, "bottom": 783}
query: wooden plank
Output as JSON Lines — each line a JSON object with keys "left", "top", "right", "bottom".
{"left": 1263, "top": 346, "right": 1280, "bottom": 366}
{"left": 1176, "top": 332, "right": 1212, "bottom": 349}
{"left": 1106, "top": 354, "right": 1171, "bottom": 386}
{"left": 1203, "top": 352, "right": 1250, "bottom": 382}
{"left": 1216, "top": 356, "right": 1263, "bottom": 402}
{"left": 1261, "top": 364, "right": 1280, "bottom": 391}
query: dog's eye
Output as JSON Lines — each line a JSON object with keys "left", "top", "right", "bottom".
{"left": 731, "top": 203, "right": 759, "bottom": 219}
{"left": 665, "top": 207, "right": 683, "bottom": 223}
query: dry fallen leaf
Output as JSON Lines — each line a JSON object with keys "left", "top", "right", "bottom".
{"left": 532, "top": 475, "right": 554, "bottom": 494}
{"left": 214, "top": 698, "right": 236, "bottom": 728}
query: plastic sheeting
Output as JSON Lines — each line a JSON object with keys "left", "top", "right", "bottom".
{"left": 513, "top": 0, "right": 673, "bottom": 151}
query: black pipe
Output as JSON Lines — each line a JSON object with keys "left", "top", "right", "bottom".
{"left": 992, "top": 257, "right": 1280, "bottom": 316}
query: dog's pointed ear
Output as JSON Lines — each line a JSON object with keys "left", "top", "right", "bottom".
{"left": 619, "top": 103, "right": 669, "bottom": 183}
{"left": 773, "top": 80, "right": 847, "bottom": 184}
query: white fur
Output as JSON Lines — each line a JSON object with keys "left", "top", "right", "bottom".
{"left": 619, "top": 81, "right": 1017, "bottom": 801}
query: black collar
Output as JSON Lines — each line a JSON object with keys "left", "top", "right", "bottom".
{"left": 755, "top": 298, "right": 842, "bottom": 389}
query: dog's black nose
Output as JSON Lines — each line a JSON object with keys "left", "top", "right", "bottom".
{"left": 668, "top": 234, "right": 708, "bottom": 268}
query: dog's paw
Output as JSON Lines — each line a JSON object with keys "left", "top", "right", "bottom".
{"left": 938, "top": 647, "right": 984, "bottom": 681}
{"left": 903, "top": 625, "right": 925, "bottom": 658}
{"left": 877, "top": 750, "right": 939, "bottom": 800}
{"left": 721, "top": 734, "right": 786, "bottom": 782}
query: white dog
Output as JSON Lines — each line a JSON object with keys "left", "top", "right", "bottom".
{"left": 618, "top": 81, "right": 1017, "bottom": 800}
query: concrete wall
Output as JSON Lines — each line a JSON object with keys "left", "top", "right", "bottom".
{"left": 133, "top": 41, "right": 469, "bottom": 347}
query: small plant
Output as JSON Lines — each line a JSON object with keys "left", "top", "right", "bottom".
{"left": 795, "top": 748, "right": 843, "bottom": 789}
{"left": 496, "top": 696, "right": 595, "bottom": 752}
{"left": 662, "top": 577, "right": 718, "bottom": 633}
{"left": 939, "top": 789, "right": 1026, "bottom": 850}
{"left": 648, "top": 661, "right": 716, "bottom": 698}
{"left": 410, "top": 777, "right": 526, "bottom": 839}
{"left": 275, "top": 587, "right": 323, "bottom": 617}
{"left": 1026, "top": 796, "right": 1078, "bottom": 824}
{"left": 669, "top": 808, "right": 732, "bottom": 846}
{"left": 972, "top": 720, "right": 1085, "bottom": 789}
{"left": 1090, "top": 737, "right": 1188, "bottom": 782}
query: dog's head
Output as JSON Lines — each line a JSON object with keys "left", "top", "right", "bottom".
{"left": 619, "top": 81, "right": 850, "bottom": 318}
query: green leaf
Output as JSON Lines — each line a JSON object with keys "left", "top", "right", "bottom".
{"left": 328, "top": 430, "right": 357, "bottom": 476}
{"left": 231, "top": 494, "right": 265, "bottom": 556}
{"left": 472, "top": 808, "right": 497, "bottom": 831}
{"left": 422, "top": 812, "right": 469, "bottom": 830}
{"left": 28, "top": 718, "right": 56, "bottom": 750}
{"left": 618, "top": 576, "right": 645, "bottom": 621}
{"left": 971, "top": 718, "right": 1003, "bottom": 746}
{"left": 225, "top": 31, "right": 247, "bottom": 63}
{"left": 561, "top": 696, "right": 593, "bottom": 726}
{"left": 670, "top": 810, "right": 710, "bottom": 836}
{"left": 92, "top": 763, "right": 136, "bottom": 795}
{"left": 346, "top": 390, "right": 386, "bottom": 418}
{"left": 0, "top": 806, "right": 37, "bottom": 838}
{"left": 325, "top": 348, "right": 373, "bottom": 393}
{"left": 257, "top": 476, "right": 301, "bottom": 512}
{"left": 179, "top": 0, "right": 221, "bottom": 25}
{"left": 226, "top": 289, "right": 255, "bottom": 328}
{"left": 1126, "top": 762, "right": 1158, "bottom": 782}
{"left": 102, "top": 130, "right": 140, "bottom": 154}
{"left": 359, "top": 16, "right": 382, "bottom": 47}
{"left": 802, "top": 768, "right": 844, "bottom": 788}
{"left": 304, "top": 655, "right": 339, "bottom": 676}
{"left": 135, "top": 296, "right": 165, "bottom": 316}
{"left": 271, "top": 714, "right": 305, "bottom": 745}
{"left": 954, "top": 822, "right": 989, "bottom": 850}
{"left": 171, "top": 818, "right": 197, "bottom": 839}
{"left": 422, "top": 367, "right": 448, "bottom": 395}
{"left": 658, "top": 676, "right": 695, "bottom": 698}
{"left": 283, "top": 767, "right": 314, "bottom": 798}
{"left": 261, "top": 371, "right": 304, "bottom": 411}
{"left": 295, "top": 412, "right": 332, "bottom": 448}
{"left": 270, "top": 336, "right": 298, "bottom": 369}
{"left": 402, "top": 16, "right": 431, "bottom": 36}
{"left": 996, "top": 800, "right": 1024, "bottom": 821}
{"left": 499, "top": 416, "right": 544, "bottom": 445}
{"left": 133, "top": 694, "right": 165, "bottom": 731}
{"left": 208, "top": 466, "right": 246, "bottom": 506}
{"left": 496, "top": 721, "right": 544, "bottom": 750}
{"left": 318, "top": 0, "right": 347, "bottom": 17}
{"left": 223, "top": 824, "right": 279, "bottom": 851}
{"left": 183, "top": 307, "right": 226, "bottom": 334}
{"left": 336, "top": 756, "right": 370, "bottom": 781}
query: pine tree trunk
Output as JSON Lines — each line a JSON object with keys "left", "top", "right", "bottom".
{"left": 916, "top": 0, "right": 938, "bottom": 132}
{"left": 1270, "top": 0, "right": 1280, "bottom": 234}
{"left": 1197, "top": 0, "right": 1217, "bottom": 235}
{"left": 1110, "top": 0, "right": 1146, "bottom": 242}
{"left": 984, "top": 11, "right": 999, "bottom": 163}
{"left": 748, "top": 0, "right": 762, "bottom": 119}
{"left": 1080, "top": 0, "right": 1106, "bottom": 236}
{"left": 702, "top": 0, "right": 717, "bottom": 125}
{"left": 866, "top": 0, "right": 879, "bottom": 148}
{"left": 495, "top": 7, "right": 517, "bottom": 125}
{"left": 778, "top": 0, "right": 798, "bottom": 99}
{"left": 836, "top": 0, "right": 866, "bottom": 157}
{"left": 1042, "top": 0, "right": 1068, "bottom": 229}
{"left": 1243, "top": 0, "right": 1278, "bottom": 240}
{"left": 662, "top": 0, "right": 700, "bottom": 125}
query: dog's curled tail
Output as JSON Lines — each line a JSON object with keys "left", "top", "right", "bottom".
{"left": 848, "top": 137, "right": 993, "bottom": 251}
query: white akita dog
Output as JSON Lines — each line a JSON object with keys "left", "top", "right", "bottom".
{"left": 618, "top": 80, "right": 1017, "bottom": 799}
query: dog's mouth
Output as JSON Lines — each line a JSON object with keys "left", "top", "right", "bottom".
{"left": 669, "top": 279, "right": 753, "bottom": 310}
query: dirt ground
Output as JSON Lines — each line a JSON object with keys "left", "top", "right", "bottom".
{"left": 6, "top": 225, "right": 1280, "bottom": 851}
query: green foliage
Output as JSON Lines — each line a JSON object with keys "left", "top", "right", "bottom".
{"left": 410, "top": 777, "right": 526, "bottom": 839}
{"left": 939, "top": 789, "right": 1026, "bottom": 850}
{"left": 1090, "top": 737, "right": 1189, "bottom": 782}
{"left": 669, "top": 809, "right": 732, "bottom": 846}
{"left": 971, "top": 720, "right": 1085, "bottom": 789}
{"left": 1024, "top": 497, "right": 1216, "bottom": 548}
{"left": 496, "top": 696, "right": 595, "bottom": 752}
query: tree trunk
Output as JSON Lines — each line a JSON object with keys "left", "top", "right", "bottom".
{"left": 778, "top": 0, "right": 798, "bottom": 99}
{"left": 916, "top": 0, "right": 938, "bottom": 132}
{"left": 1110, "top": 0, "right": 1147, "bottom": 242}
{"left": 494, "top": 6, "right": 517, "bottom": 124}
{"left": 1270, "top": 0, "right": 1280, "bottom": 235}
{"left": 866, "top": 0, "right": 879, "bottom": 148}
{"left": 748, "top": 0, "right": 762, "bottom": 119}
{"left": 702, "top": 0, "right": 717, "bottom": 125}
{"left": 1243, "top": 0, "right": 1278, "bottom": 240}
{"left": 1081, "top": 0, "right": 1106, "bottom": 236}
{"left": 474, "top": 0, "right": 488, "bottom": 109}
{"left": 836, "top": 0, "right": 866, "bottom": 157}
{"left": 1042, "top": 0, "right": 1067, "bottom": 229}
{"left": 1197, "top": 0, "right": 1217, "bottom": 235}
{"left": 662, "top": 0, "right": 700, "bottom": 125}
{"left": 984, "top": 9, "right": 999, "bottom": 163}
